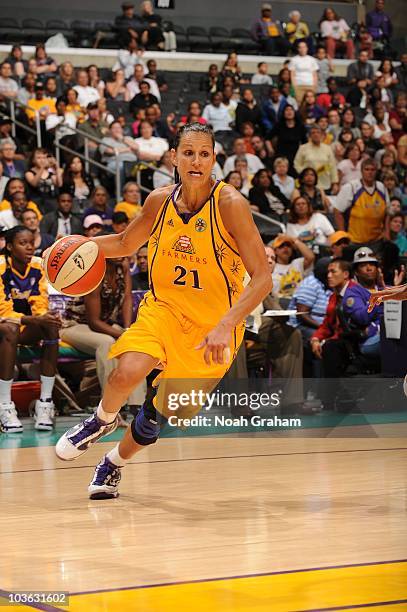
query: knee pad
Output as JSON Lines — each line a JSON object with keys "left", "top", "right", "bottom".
{"left": 130, "top": 397, "right": 167, "bottom": 446}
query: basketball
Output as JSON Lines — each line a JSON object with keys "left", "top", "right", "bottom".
{"left": 43, "top": 235, "right": 106, "bottom": 296}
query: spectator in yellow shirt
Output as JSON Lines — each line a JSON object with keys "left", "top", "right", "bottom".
{"left": 285, "top": 11, "right": 311, "bottom": 51}
{"left": 26, "top": 81, "right": 56, "bottom": 124}
{"left": 114, "top": 181, "right": 142, "bottom": 219}
{"left": 294, "top": 125, "right": 339, "bottom": 194}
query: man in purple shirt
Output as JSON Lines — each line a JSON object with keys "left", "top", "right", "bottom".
{"left": 366, "top": 0, "right": 393, "bottom": 42}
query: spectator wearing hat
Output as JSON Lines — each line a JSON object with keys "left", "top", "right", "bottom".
{"left": 83, "top": 214, "right": 104, "bottom": 238}
{"left": 342, "top": 247, "right": 384, "bottom": 359}
{"left": 334, "top": 157, "right": 389, "bottom": 247}
{"left": 271, "top": 234, "right": 315, "bottom": 301}
{"left": 328, "top": 231, "right": 351, "bottom": 258}
{"left": 294, "top": 125, "right": 339, "bottom": 194}
{"left": 40, "top": 191, "right": 83, "bottom": 239}
{"left": 25, "top": 81, "right": 56, "bottom": 126}
{"left": 114, "top": 2, "right": 147, "bottom": 47}
{"left": 251, "top": 3, "right": 289, "bottom": 56}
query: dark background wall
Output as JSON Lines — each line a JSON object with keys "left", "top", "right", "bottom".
{"left": 0, "top": 0, "right": 405, "bottom": 39}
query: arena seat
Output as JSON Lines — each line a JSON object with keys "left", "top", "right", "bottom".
{"left": 94, "top": 22, "right": 118, "bottom": 49}
{"left": 186, "top": 26, "right": 212, "bottom": 53}
{"left": 0, "top": 18, "right": 23, "bottom": 43}
{"left": 172, "top": 24, "right": 189, "bottom": 51}
{"left": 21, "top": 19, "right": 47, "bottom": 44}
{"left": 209, "top": 27, "right": 231, "bottom": 53}
{"left": 46, "top": 20, "right": 75, "bottom": 43}
{"left": 71, "top": 20, "right": 94, "bottom": 48}
{"left": 230, "top": 28, "right": 260, "bottom": 55}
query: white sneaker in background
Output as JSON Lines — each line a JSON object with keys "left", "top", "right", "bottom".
{"left": 34, "top": 399, "right": 55, "bottom": 431}
{"left": 0, "top": 402, "right": 23, "bottom": 433}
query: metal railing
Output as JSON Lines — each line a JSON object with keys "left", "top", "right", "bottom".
{"left": 1, "top": 93, "right": 173, "bottom": 201}
{"left": 54, "top": 124, "right": 173, "bottom": 201}
{"left": 54, "top": 126, "right": 122, "bottom": 201}
{"left": 2, "top": 97, "right": 42, "bottom": 147}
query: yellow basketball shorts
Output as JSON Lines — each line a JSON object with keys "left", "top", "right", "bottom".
{"left": 108, "top": 294, "right": 244, "bottom": 419}
{"left": 109, "top": 294, "right": 243, "bottom": 379}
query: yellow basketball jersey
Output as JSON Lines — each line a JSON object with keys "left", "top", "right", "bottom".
{"left": 148, "top": 180, "right": 245, "bottom": 329}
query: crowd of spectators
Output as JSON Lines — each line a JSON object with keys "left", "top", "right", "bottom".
{"left": 0, "top": 0, "right": 405, "bottom": 430}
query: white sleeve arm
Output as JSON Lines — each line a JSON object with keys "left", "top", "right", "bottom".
{"left": 334, "top": 184, "right": 353, "bottom": 212}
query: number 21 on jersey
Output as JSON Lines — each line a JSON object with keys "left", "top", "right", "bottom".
{"left": 173, "top": 266, "right": 202, "bottom": 289}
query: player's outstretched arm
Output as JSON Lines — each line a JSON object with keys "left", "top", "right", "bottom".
{"left": 368, "top": 284, "right": 407, "bottom": 312}
{"left": 197, "top": 186, "right": 272, "bottom": 365}
{"left": 92, "top": 185, "right": 174, "bottom": 259}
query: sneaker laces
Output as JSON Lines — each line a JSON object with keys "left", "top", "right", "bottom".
{"left": 93, "top": 458, "right": 121, "bottom": 487}
{"left": 36, "top": 403, "right": 55, "bottom": 420}
{"left": 1, "top": 404, "right": 21, "bottom": 426}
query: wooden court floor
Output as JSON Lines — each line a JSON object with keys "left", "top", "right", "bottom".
{"left": 0, "top": 427, "right": 406, "bottom": 611}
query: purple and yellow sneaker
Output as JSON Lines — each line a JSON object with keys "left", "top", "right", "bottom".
{"left": 88, "top": 456, "right": 121, "bottom": 500}
{"left": 55, "top": 413, "right": 118, "bottom": 461}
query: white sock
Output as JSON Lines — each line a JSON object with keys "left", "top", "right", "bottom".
{"left": 106, "top": 444, "right": 128, "bottom": 467}
{"left": 96, "top": 400, "right": 118, "bottom": 424}
{"left": 0, "top": 378, "right": 12, "bottom": 404}
{"left": 40, "top": 375, "right": 55, "bottom": 402}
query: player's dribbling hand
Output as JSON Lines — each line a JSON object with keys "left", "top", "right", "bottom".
{"left": 195, "top": 323, "right": 232, "bottom": 366}
{"left": 367, "top": 285, "right": 406, "bottom": 312}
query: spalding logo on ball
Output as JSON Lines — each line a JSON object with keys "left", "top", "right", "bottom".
{"left": 43, "top": 235, "right": 106, "bottom": 296}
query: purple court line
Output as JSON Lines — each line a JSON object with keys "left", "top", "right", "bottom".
{"left": 0, "top": 589, "right": 66, "bottom": 612}
{"left": 68, "top": 558, "right": 407, "bottom": 597}
{"left": 2, "top": 446, "right": 407, "bottom": 475}
{"left": 296, "top": 598, "right": 407, "bottom": 611}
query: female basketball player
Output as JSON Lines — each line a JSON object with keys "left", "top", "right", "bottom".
{"left": 0, "top": 226, "right": 60, "bottom": 433}
{"left": 55, "top": 123, "right": 272, "bottom": 499}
